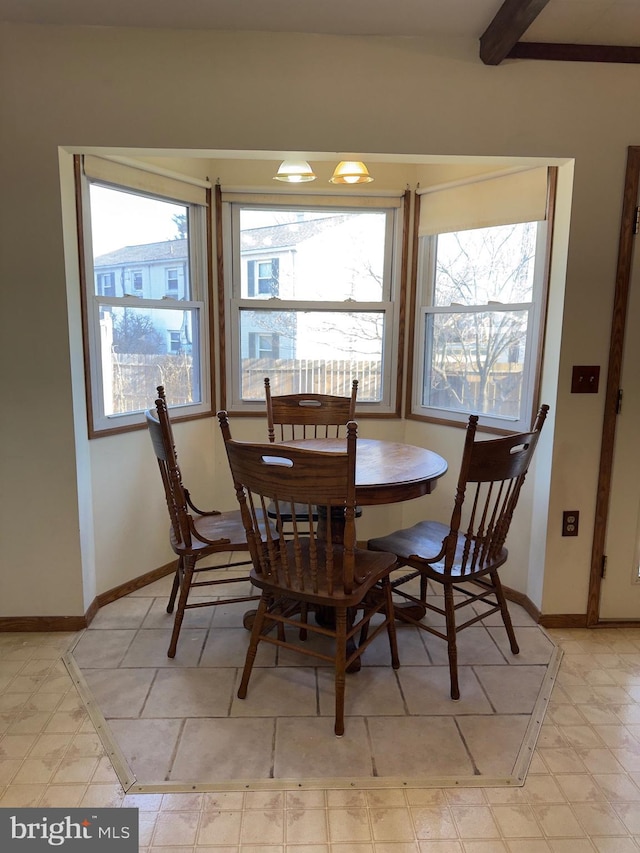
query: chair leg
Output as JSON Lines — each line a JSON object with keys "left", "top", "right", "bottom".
{"left": 299, "top": 602, "right": 309, "bottom": 640}
{"left": 167, "top": 556, "right": 195, "bottom": 658}
{"left": 166, "top": 558, "right": 182, "bottom": 614}
{"left": 491, "top": 570, "right": 520, "bottom": 655}
{"left": 381, "top": 576, "right": 400, "bottom": 669}
{"left": 358, "top": 611, "right": 370, "bottom": 648}
{"left": 237, "top": 595, "right": 269, "bottom": 699}
{"left": 334, "top": 607, "right": 347, "bottom": 737}
{"left": 420, "top": 572, "right": 429, "bottom": 605}
{"left": 443, "top": 584, "right": 460, "bottom": 700}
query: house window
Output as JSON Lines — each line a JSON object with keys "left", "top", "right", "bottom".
{"left": 169, "top": 331, "right": 182, "bottom": 353}
{"left": 249, "top": 332, "right": 280, "bottom": 359}
{"left": 77, "top": 155, "right": 211, "bottom": 435}
{"left": 166, "top": 268, "right": 179, "bottom": 296}
{"left": 97, "top": 272, "right": 116, "bottom": 296}
{"left": 222, "top": 195, "right": 404, "bottom": 410}
{"left": 247, "top": 258, "right": 279, "bottom": 297}
{"left": 412, "top": 168, "right": 551, "bottom": 432}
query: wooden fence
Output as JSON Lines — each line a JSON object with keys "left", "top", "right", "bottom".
{"left": 109, "top": 354, "right": 384, "bottom": 412}
{"left": 111, "top": 353, "right": 196, "bottom": 413}
{"left": 243, "top": 359, "right": 383, "bottom": 402}
{"left": 110, "top": 354, "right": 521, "bottom": 416}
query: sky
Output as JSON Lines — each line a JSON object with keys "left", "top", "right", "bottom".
{"left": 90, "top": 185, "right": 185, "bottom": 257}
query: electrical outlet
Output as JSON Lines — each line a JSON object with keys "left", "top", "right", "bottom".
{"left": 562, "top": 510, "right": 579, "bottom": 536}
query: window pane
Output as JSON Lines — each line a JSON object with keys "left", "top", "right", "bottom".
{"left": 423, "top": 309, "right": 529, "bottom": 420}
{"left": 239, "top": 209, "right": 386, "bottom": 301}
{"left": 239, "top": 309, "right": 384, "bottom": 402}
{"left": 90, "top": 185, "right": 191, "bottom": 299}
{"left": 99, "top": 305, "right": 200, "bottom": 415}
{"left": 434, "top": 222, "right": 537, "bottom": 307}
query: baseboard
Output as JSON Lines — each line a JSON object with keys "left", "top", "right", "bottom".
{"left": 95, "top": 561, "right": 176, "bottom": 610}
{"left": 501, "top": 586, "right": 589, "bottom": 629}
{"left": 0, "top": 615, "right": 90, "bottom": 632}
{"left": 0, "top": 561, "right": 176, "bottom": 633}
{"left": 502, "top": 585, "right": 541, "bottom": 622}
{"left": 0, "top": 563, "right": 600, "bottom": 633}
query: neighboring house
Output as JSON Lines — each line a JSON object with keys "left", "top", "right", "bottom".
{"left": 239, "top": 213, "right": 385, "bottom": 361}
{"left": 94, "top": 239, "right": 192, "bottom": 354}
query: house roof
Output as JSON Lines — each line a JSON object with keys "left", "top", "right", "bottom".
{"left": 240, "top": 215, "right": 350, "bottom": 253}
{"left": 94, "top": 239, "right": 188, "bottom": 267}
{"left": 95, "top": 216, "right": 350, "bottom": 267}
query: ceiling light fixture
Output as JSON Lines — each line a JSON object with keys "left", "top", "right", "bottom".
{"left": 273, "top": 160, "right": 316, "bottom": 183}
{"left": 329, "top": 161, "right": 374, "bottom": 185}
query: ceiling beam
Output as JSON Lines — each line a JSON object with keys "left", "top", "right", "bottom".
{"left": 480, "top": 0, "right": 552, "bottom": 65}
{"left": 508, "top": 42, "right": 640, "bottom": 63}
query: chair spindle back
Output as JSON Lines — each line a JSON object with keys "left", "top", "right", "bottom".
{"left": 445, "top": 405, "right": 549, "bottom": 575}
{"left": 145, "top": 387, "right": 192, "bottom": 549}
{"left": 222, "top": 418, "right": 359, "bottom": 596}
{"left": 264, "top": 377, "right": 358, "bottom": 442}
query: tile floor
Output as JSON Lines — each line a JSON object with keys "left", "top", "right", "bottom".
{"left": 66, "top": 564, "right": 559, "bottom": 790}
{"left": 3, "top": 571, "right": 640, "bottom": 850}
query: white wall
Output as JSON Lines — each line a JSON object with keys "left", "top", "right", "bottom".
{"left": 2, "top": 22, "right": 639, "bottom": 618}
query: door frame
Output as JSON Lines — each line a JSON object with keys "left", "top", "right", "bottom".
{"left": 587, "top": 145, "right": 640, "bottom": 626}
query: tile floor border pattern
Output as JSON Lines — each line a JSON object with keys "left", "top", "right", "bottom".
{"left": 63, "top": 579, "right": 562, "bottom": 793}
{"left": 63, "top": 645, "right": 563, "bottom": 795}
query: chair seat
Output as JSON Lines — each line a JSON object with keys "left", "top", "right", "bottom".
{"left": 250, "top": 540, "right": 397, "bottom": 605}
{"left": 369, "top": 520, "right": 507, "bottom": 579}
{"left": 169, "top": 508, "right": 247, "bottom": 554}
{"left": 170, "top": 508, "right": 278, "bottom": 554}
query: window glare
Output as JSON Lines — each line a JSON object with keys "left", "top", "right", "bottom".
{"left": 239, "top": 207, "right": 386, "bottom": 302}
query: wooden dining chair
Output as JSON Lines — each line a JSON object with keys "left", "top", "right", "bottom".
{"left": 264, "top": 377, "right": 358, "bottom": 442}
{"left": 218, "top": 413, "right": 399, "bottom": 737}
{"left": 368, "top": 404, "right": 549, "bottom": 701}
{"left": 264, "top": 377, "right": 361, "bottom": 532}
{"left": 145, "top": 386, "right": 262, "bottom": 658}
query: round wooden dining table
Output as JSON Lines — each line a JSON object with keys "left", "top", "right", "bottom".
{"left": 279, "top": 437, "right": 448, "bottom": 505}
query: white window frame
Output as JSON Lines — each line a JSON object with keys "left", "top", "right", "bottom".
{"left": 222, "top": 193, "right": 404, "bottom": 413}
{"left": 412, "top": 220, "right": 548, "bottom": 432}
{"left": 78, "top": 157, "right": 212, "bottom": 434}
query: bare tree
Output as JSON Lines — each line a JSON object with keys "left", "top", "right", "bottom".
{"left": 113, "top": 310, "right": 164, "bottom": 355}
